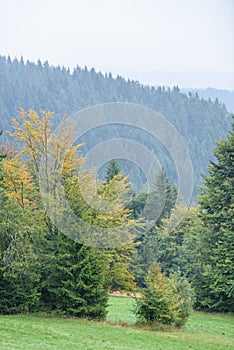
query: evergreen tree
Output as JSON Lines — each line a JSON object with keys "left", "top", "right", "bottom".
{"left": 197, "top": 117, "right": 234, "bottom": 312}
{"left": 105, "top": 159, "right": 121, "bottom": 183}
{"left": 134, "top": 264, "right": 193, "bottom": 327}
{"left": 132, "top": 170, "right": 177, "bottom": 286}
{"left": 40, "top": 234, "right": 108, "bottom": 319}
{"left": 127, "top": 191, "right": 148, "bottom": 219}
{"left": 143, "top": 170, "right": 177, "bottom": 226}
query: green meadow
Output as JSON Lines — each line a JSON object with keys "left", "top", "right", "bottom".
{"left": 0, "top": 297, "right": 233, "bottom": 350}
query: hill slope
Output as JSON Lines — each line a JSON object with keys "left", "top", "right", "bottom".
{"left": 182, "top": 87, "right": 234, "bottom": 113}
{"left": 0, "top": 56, "right": 232, "bottom": 197}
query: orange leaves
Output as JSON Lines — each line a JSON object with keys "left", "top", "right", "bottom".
{"left": 3, "top": 157, "right": 34, "bottom": 208}
{"left": 10, "top": 109, "right": 53, "bottom": 172}
{"left": 62, "top": 144, "right": 85, "bottom": 179}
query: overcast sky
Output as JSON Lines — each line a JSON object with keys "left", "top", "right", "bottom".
{"left": 0, "top": 0, "right": 233, "bottom": 89}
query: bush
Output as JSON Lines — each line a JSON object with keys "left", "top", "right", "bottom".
{"left": 134, "top": 264, "right": 193, "bottom": 327}
{"left": 170, "top": 271, "right": 195, "bottom": 326}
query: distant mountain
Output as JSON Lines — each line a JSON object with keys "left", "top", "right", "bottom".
{"left": 182, "top": 87, "right": 234, "bottom": 113}
{"left": 0, "top": 55, "right": 232, "bottom": 198}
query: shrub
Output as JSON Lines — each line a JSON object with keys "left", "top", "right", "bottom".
{"left": 134, "top": 264, "right": 193, "bottom": 327}
{"left": 170, "top": 271, "right": 195, "bottom": 326}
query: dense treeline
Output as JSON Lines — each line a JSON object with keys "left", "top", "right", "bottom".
{"left": 0, "top": 56, "right": 233, "bottom": 320}
{"left": 0, "top": 111, "right": 137, "bottom": 317}
{"left": 0, "top": 111, "right": 233, "bottom": 319}
{"left": 182, "top": 87, "right": 234, "bottom": 114}
{"left": 0, "top": 55, "right": 232, "bottom": 196}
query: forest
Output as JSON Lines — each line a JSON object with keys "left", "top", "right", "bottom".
{"left": 0, "top": 56, "right": 232, "bottom": 196}
{"left": 0, "top": 57, "right": 233, "bottom": 328}
{"left": 0, "top": 110, "right": 233, "bottom": 323}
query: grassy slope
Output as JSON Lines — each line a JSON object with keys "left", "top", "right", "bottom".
{"left": 0, "top": 297, "right": 233, "bottom": 350}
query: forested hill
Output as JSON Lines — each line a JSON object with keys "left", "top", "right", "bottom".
{"left": 0, "top": 55, "right": 232, "bottom": 196}
{"left": 182, "top": 87, "right": 234, "bottom": 113}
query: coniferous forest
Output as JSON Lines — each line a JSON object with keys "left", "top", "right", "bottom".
{"left": 0, "top": 56, "right": 233, "bottom": 326}
{"left": 0, "top": 56, "right": 232, "bottom": 195}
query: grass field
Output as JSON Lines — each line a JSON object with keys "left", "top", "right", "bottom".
{"left": 0, "top": 297, "right": 233, "bottom": 350}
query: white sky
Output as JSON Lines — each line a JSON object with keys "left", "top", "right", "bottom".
{"left": 0, "top": 0, "right": 234, "bottom": 89}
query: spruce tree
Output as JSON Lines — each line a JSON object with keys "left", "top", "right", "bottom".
{"left": 105, "top": 159, "right": 121, "bottom": 183}
{"left": 40, "top": 233, "right": 108, "bottom": 319}
{"left": 198, "top": 117, "right": 234, "bottom": 312}
{"left": 134, "top": 264, "right": 192, "bottom": 327}
{"left": 144, "top": 170, "right": 177, "bottom": 225}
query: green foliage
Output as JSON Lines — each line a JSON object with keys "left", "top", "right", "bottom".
{"left": 134, "top": 264, "right": 193, "bottom": 327}
{"left": 0, "top": 132, "right": 40, "bottom": 313}
{"left": 131, "top": 171, "right": 178, "bottom": 286}
{"left": 40, "top": 237, "right": 108, "bottom": 319}
{"left": 105, "top": 159, "right": 121, "bottom": 183}
{"left": 66, "top": 163, "right": 137, "bottom": 292}
{"left": 144, "top": 169, "right": 177, "bottom": 225}
{"left": 197, "top": 117, "right": 234, "bottom": 312}
{"left": 0, "top": 111, "right": 109, "bottom": 319}
{"left": 169, "top": 272, "right": 195, "bottom": 326}
{"left": 145, "top": 207, "right": 202, "bottom": 277}
{"left": 127, "top": 191, "right": 148, "bottom": 219}
{"left": 106, "top": 246, "right": 136, "bottom": 292}
{"left": 36, "top": 229, "right": 109, "bottom": 319}
{"left": 70, "top": 246, "right": 108, "bottom": 320}
{"left": 0, "top": 197, "right": 41, "bottom": 313}
{"left": 1, "top": 105, "right": 233, "bottom": 317}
